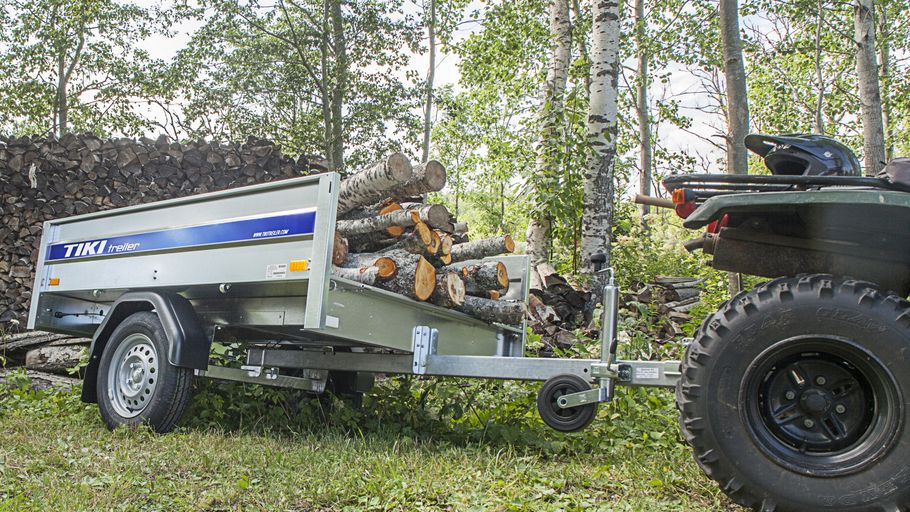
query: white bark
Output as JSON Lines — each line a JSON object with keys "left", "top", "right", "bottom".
{"left": 581, "top": 0, "right": 621, "bottom": 283}
{"left": 854, "top": 0, "right": 886, "bottom": 175}
{"left": 527, "top": 0, "right": 572, "bottom": 267}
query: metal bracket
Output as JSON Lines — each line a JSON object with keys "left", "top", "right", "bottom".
{"left": 411, "top": 325, "right": 438, "bottom": 375}
{"left": 196, "top": 365, "right": 328, "bottom": 392}
{"left": 557, "top": 387, "right": 609, "bottom": 408}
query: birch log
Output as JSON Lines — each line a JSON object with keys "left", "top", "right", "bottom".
{"left": 456, "top": 296, "right": 524, "bottom": 325}
{"left": 25, "top": 345, "right": 86, "bottom": 374}
{"left": 450, "top": 235, "right": 515, "bottom": 262}
{"left": 429, "top": 272, "right": 466, "bottom": 308}
{"left": 333, "top": 232, "right": 349, "bottom": 266}
{"left": 341, "top": 253, "right": 398, "bottom": 279}
{"left": 375, "top": 252, "right": 437, "bottom": 301}
{"left": 457, "top": 261, "right": 509, "bottom": 294}
{"left": 332, "top": 265, "right": 380, "bottom": 285}
{"left": 400, "top": 203, "right": 452, "bottom": 231}
{"left": 336, "top": 153, "right": 413, "bottom": 215}
{"left": 336, "top": 209, "right": 416, "bottom": 236}
{"left": 389, "top": 160, "right": 447, "bottom": 200}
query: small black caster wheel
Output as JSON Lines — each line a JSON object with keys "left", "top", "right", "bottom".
{"left": 537, "top": 374, "right": 598, "bottom": 432}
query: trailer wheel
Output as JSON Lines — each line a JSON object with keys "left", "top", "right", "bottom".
{"left": 678, "top": 275, "right": 910, "bottom": 511}
{"left": 537, "top": 374, "right": 597, "bottom": 432}
{"left": 96, "top": 311, "right": 193, "bottom": 433}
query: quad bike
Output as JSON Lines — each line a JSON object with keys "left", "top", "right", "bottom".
{"left": 661, "top": 134, "right": 910, "bottom": 511}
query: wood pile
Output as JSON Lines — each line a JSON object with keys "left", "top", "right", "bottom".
{"left": 623, "top": 276, "right": 704, "bottom": 342}
{"left": 330, "top": 154, "right": 523, "bottom": 325}
{"left": 0, "top": 330, "right": 89, "bottom": 376}
{"left": 526, "top": 263, "right": 595, "bottom": 354}
{"left": 0, "top": 133, "right": 323, "bottom": 324}
{"left": 526, "top": 264, "right": 703, "bottom": 353}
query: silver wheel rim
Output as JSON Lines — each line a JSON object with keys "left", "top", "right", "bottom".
{"left": 106, "top": 333, "right": 159, "bottom": 418}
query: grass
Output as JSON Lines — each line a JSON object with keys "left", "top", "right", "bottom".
{"left": 0, "top": 382, "right": 741, "bottom": 511}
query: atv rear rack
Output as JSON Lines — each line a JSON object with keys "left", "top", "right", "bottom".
{"left": 662, "top": 174, "right": 910, "bottom": 203}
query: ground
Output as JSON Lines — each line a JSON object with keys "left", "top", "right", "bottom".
{"left": 0, "top": 383, "right": 741, "bottom": 511}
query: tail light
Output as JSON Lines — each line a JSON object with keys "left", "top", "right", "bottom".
{"left": 706, "top": 213, "right": 730, "bottom": 234}
{"left": 672, "top": 189, "right": 697, "bottom": 219}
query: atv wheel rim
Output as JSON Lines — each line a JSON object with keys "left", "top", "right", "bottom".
{"left": 741, "top": 335, "right": 902, "bottom": 477}
{"left": 107, "top": 333, "right": 159, "bottom": 418}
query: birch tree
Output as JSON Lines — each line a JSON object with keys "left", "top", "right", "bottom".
{"left": 421, "top": 0, "right": 437, "bottom": 162}
{"left": 580, "top": 0, "right": 622, "bottom": 286}
{"left": 527, "top": 0, "right": 572, "bottom": 267}
{"left": 854, "top": 0, "right": 886, "bottom": 174}
{"left": 634, "top": 0, "right": 652, "bottom": 219}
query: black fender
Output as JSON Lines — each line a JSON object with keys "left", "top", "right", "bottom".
{"left": 81, "top": 291, "right": 209, "bottom": 403}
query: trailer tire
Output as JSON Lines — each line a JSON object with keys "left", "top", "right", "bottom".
{"left": 96, "top": 311, "right": 193, "bottom": 433}
{"left": 537, "top": 374, "right": 597, "bottom": 432}
{"left": 678, "top": 275, "right": 910, "bottom": 511}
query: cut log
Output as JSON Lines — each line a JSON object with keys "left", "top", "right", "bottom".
{"left": 333, "top": 232, "right": 349, "bottom": 266}
{"left": 378, "top": 221, "right": 434, "bottom": 255}
{"left": 429, "top": 272, "right": 466, "bottom": 308}
{"left": 336, "top": 153, "right": 413, "bottom": 215}
{"left": 0, "top": 331, "right": 72, "bottom": 352}
{"left": 0, "top": 369, "right": 81, "bottom": 391}
{"left": 335, "top": 208, "right": 415, "bottom": 237}
{"left": 378, "top": 202, "right": 406, "bottom": 237}
{"left": 389, "top": 160, "right": 447, "bottom": 200}
{"left": 340, "top": 253, "right": 397, "bottom": 279}
{"left": 444, "top": 261, "right": 509, "bottom": 294}
{"left": 375, "top": 252, "right": 437, "bottom": 301}
{"left": 400, "top": 203, "right": 452, "bottom": 230}
{"left": 428, "top": 230, "right": 442, "bottom": 255}
{"left": 450, "top": 235, "right": 514, "bottom": 262}
{"left": 456, "top": 296, "right": 524, "bottom": 325}
{"left": 25, "top": 345, "right": 86, "bottom": 374}
{"left": 332, "top": 265, "right": 380, "bottom": 286}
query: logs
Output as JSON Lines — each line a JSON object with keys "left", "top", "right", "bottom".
{"left": 25, "top": 345, "right": 86, "bottom": 374}
{"left": 332, "top": 265, "right": 380, "bottom": 285}
{"left": 0, "top": 134, "right": 319, "bottom": 324}
{"left": 389, "top": 160, "right": 447, "bottom": 200}
{"left": 441, "top": 261, "right": 509, "bottom": 296}
{"left": 450, "top": 235, "right": 514, "bottom": 262}
{"left": 374, "top": 252, "right": 437, "bottom": 301}
{"left": 336, "top": 153, "right": 413, "bottom": 215}
{"left": 457, "top": 296, "right": 524, "bottom": 325}
{"left": 429, "top": 272, "right": 466, "bottom": 308}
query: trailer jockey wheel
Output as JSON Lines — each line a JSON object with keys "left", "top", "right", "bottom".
{"left": 537, "top": 374, "right": 597, "bottom": 432}
{"left": 678, "top": 275, "right": 910, "bottom": 511}
{"left": 96, "top": 311, "right": 194, "bottom": 433}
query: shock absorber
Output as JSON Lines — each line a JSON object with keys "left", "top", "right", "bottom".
{"left": 598, "top": 268, "right": 620, "bottom": 402}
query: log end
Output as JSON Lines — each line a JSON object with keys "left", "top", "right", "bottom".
{"left": 332, "top": 232, "right": 349, "bottom": 266}
{"left": 503, "top": 234, "right": 515, "bottom": 253}
{"left": 423, "top": 160, "right": 447, "bottom": 191}
{"left": 374, "top": 256, "right": 398, "bottom": 279}
{"left": 494, "top": 261, "right": 509, "bottom": 289}
{"left": 414, "top": 256, "right": 437, "bottom": 301}
{"left": 388, "top": 153, "right": 414, "bottom": 182}
{"left": 443, "top": 272, "right": 466, "bottom": 306}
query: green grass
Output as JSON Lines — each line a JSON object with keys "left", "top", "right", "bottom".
{"left": 0, "top": 383, "right": 741, "bottom": 511}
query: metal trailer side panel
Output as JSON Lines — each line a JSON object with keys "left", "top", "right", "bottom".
{"left": 29, "top": 173, "right": 338, "bottom": 334}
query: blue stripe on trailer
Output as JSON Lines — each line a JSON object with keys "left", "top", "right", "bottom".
{"left": 46, "top": 209, "right": 317, "bottom": 262}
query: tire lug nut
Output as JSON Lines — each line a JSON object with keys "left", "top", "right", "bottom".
{"left": 815, "top": 376, "right": 827, "bottom": 386}
{"left": 835, "top": 404, "right": 846, "bottom": 414}
{"left": 785, "top": 391, "right": 796, "bottom": 400}
{"left": 804, "top": 419, "right": 815, "bottom": 428}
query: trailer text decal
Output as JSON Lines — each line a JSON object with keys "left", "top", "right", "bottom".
{"left": 45, "top": 209, "right": 317, "bottom": 262}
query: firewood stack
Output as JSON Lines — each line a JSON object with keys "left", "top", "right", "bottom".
{"left": 623, "top": 276, "right": 704, "bottom": 342}
{"left": 526, "top": 263, "right": 595, "bottom": 354}
{"left": 330, "top": 154, "right": 524, "bottom": 326}
{"left": 0, "top": 133, "right": 323, "bottom": 324}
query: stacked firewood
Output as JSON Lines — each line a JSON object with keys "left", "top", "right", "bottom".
{"left": 0, "top": 133, "right": 322, "bottom": 324}
{"left": 0, "top": 331, "right": 89, "bottom": 389}
{"left": 329, "top": 154, "right": 524, "bottom": 325}
{"left": 526, "top": 264, "right": 595, "bottom": 353}
{"left": 623, "top": 276, "right": 704, "bottom": 342}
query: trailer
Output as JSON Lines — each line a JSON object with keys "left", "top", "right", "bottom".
{"left": 28, "top": 172, "right": 678, "bottom": 433}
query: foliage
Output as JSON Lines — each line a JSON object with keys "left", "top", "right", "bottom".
{"left": 0, "top": 0, "right": 174, "bottom": 136}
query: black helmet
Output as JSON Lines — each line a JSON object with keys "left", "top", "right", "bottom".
{"left": 744, "top": 133, "right": 861, "bottom": 177}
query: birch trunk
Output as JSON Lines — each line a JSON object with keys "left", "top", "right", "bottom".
{"left": 391, "top": 161, "right": 447, "bottom": 200}
{"left": 580, "top": 0, "right": 621, "bottom": 294}
{"left": 634, "top": 0, "right": 652, "bottom": 220}
{"left": 527, "top": 0, "right": 571, "bottom": 267}
{"left": 329, "top": 0, "right": 347, "bottom": 173}
{"left": 421, "top": 0, "right": 437, "bottom": 162}
{"left": 332, "top": 265, "right": 380, "bottom": 285}
{"left": 719, "top": 0, "right": 750, "bottom": 296}
{"left": 854, "top": 0, "right": 886, "bottom": 175}
{"left": 340, "top": 253, "right": 398, "bottom": 279}
{"left": 335, "top": 209, "right": 416, "bottom": 236}
{"left": 375, "top": 253, "right": 437, "bottom": 301}
{"left": 877, "top": 7, "right": 893, "bottom": 162}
